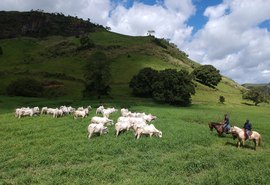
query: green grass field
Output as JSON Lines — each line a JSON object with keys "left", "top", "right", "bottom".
{"left": 1, "top": 96, "right": 270, "bottom": 185}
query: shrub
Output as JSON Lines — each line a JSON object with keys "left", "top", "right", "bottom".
{"left": 6, "top": 78, "right": 44, "bottom": 97}
{"left": 192, "top": 65, "right": 222, "bottom": 87}
{"left": 219, "top": 96, "right": 225, "bottom": 104}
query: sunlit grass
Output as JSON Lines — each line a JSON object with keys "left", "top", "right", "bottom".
{"left": 0, "top": 97, "right": 269, "bottom": 184}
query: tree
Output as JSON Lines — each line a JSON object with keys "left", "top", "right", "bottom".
{"left": 83, "top": 51, "right": 111, "bottom": 98}
{"left": 219, "top": 96, "right": 225, "bottom": 104}
{"left": 147, "top": 30, "right": 155, "bottom": 36}
{"left": 129, "top": 68, "right": 159, "bottom": 97}
{"left": 192, "top": 65, "right": 222, "bottom": 87}
{"left": 105, "top": 26, "right": 111, "bottom": 31}
{"left": 152, "top": 69, "right": 195, "bottom": 106}
{"left": 0, "top": 46, "right": 3, "bottom": 55}
{"left": 242, "top": 87, "right": 269, "bottom": 106}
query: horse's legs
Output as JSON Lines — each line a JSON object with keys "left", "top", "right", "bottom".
{"left": 253, "top": 139, "right": 257, "bottom": 150}
{"left": 241, "top": 139, "right": 245, "bottom": 147}
{"left": 237, "top": 140, "right": 240, "bottom": 148}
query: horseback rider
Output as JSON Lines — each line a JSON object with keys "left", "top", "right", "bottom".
{"left": 243, "top": 119, "right": 252, "bottom": 139}
{"left": 222, "top": 114, "right": 231, "bottom": 133}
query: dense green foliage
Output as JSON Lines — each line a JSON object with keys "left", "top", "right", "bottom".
{"left": 0, "top": 46, "right": 3, "bottom": 55}
{"left": 83, "top": 51, "right": 112, "bottom": 97}
{"left": 242, "top": 86, "right": 269, "bottom": 106}
{"left": 152, "top": 69, "right": 195, "bottom": 105}
{"left": 0, "top": 96, "right": 270, "bottom": 184}
{"left": 6, "top": 78, "right": 44, "bottom": 97}
{"left": 192, "top": 65, "right": 222, "bottom": 87}
{"left": 0, "top": 10, "right": 104, "bottom": 39}
{"left": 129, "top": 67, "right": 159, "bottom": 97}
{"left": 130, "top": 68, "right": 195, "bottom": 105}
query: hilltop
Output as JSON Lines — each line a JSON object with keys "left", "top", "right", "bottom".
{"left": 0, "top": 11, "right": 243, "bottom": 104}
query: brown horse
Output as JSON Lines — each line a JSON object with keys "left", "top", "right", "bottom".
{"left": 208, "top": 122, "right": 227, "bottom": 136}
{"left": 230, "top": 126, "right": 262, "bottom": 150}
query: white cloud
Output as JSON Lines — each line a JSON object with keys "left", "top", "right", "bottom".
{"left": 0, "top": 0, "right": 111, "bottom": 24}
{"left": 107, "top": 0, "right": 195, "bottom": 47}
{"left": 184, "top": 0, "right": 270, "bottom": 84}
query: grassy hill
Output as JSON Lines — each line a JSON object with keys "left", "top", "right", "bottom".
{"left": 0, "top": 11, "right": 244, "bottom": 105}
{"left": 0, "top": 16, "right": 245, "bottom": 106}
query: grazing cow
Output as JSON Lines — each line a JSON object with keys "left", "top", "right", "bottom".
{"left": 91, "top": 116, "right": 113, "bottom": 126}
{"left": 135, "top": 124, "right": 162, "bottom": 139}
{"left": 96, "top": 105, "right": 104, "bottom": 114}
{"left": 115, "top": 121, "right": 134, "bottom": 136}
{"left": 87, "top": 123, "right": 108, "bottom": 139}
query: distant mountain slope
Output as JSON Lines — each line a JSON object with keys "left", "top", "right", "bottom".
{"left": 0, "top": 10, "right": 104, "bottom": 39}
{"left": 242, "top": 83, "right": 270, "bottom": 93}
{"left": 0, "top": 11, "right": 243, "bottom": 104}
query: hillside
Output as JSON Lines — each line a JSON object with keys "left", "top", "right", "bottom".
{"left": 0, "top": 10, "right": 104, "bottom": 39}
{"left": 242, "top": 83, "right": 270, "bottom": 93}
{"left": 0, "top": 11, "right": 243, "bottom": 104}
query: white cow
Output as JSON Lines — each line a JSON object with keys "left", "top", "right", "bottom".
{"left": 74, "top": 110, "right": 88, "bottom": 119}
{"left": 41, "top": 107, "right": 48, "bottom": 114}
{"left": 101, "top": 107, "right": 118, "bottom": 118}
{"left": 87, "top": 123, "right": 108, "bottom": 139}
{"left": 53, "top": 108, "right": 63, "bottom": 118}
{"left": 96, "top": 105, "right": 104, "bottom": 114}
{"left": 115, "top": 121, "right": 134, "bottom": 136}
{"left": 15, "top": 107, "right": 39, "bottom": 118}
{"left": 91, "top": 116, "right": 113, "bottom": 126}
{"left": 135, "top": 124, "right": 162, "bottom": 139}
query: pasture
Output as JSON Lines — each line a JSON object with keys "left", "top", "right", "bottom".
{"left": 1, "top": 96, "right": 270, "bottom": 184}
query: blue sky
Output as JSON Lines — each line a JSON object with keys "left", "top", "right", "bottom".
{"left": 1, "top": 0, "right": 270, "bottom": 84}
{"left": 187, "top": 0, "right": 223, "bottom": 33}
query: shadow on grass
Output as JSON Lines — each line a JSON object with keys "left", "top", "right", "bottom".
{"left": 241, "top": 102, "right": 255, "bottom": 106}
{"left": 225, "top": 141, "right": 255, "bottom": 150}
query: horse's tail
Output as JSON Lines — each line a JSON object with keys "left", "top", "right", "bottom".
{"left": 258, "top": 135, "right": 262, "bottom": 146}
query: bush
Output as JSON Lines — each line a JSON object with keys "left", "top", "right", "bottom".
{"left": 6, "top": 78, "right": 44, "bottom": 97}
{"left": 129, "top": 67, "right": 159, "bottom": 97}
{"left": 192, "top": 65, "right": 222, "bottom": 87}
{"left": 219, "top": 96, "right": 225, "bottom": 104}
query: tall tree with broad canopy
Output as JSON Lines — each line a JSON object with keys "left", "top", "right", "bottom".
{"left": 242, "top": 86, "right": 269, "bottom": 106}
{"left": 192, "top": 65, "right": 222, "bottom": 87}
{"left": 152, "top": 69, "right": 195, "bottom": 106}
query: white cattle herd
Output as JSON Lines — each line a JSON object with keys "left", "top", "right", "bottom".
{"left": 14, "top": 106, "right": 162, "bottom": 140}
